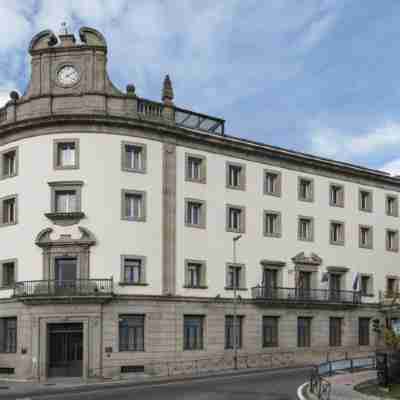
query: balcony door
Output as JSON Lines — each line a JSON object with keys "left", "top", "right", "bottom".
{"left": 329, "top": 273, "right": 341, "bottom": 301}
{"left": 263, "top": 268, "right": 278, "bottom": 298}
{"left": 297, "top": 271, "right": 312, "bottom": 299}
{"left": 55, "top": 257, "right": 77, "bottom": 294}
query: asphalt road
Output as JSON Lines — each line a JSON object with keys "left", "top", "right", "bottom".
{"left": 31, "top": 367, "right": 311, "bottom": 400}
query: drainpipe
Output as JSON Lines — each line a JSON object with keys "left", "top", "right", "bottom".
{"left": 100, "top": 302, "right": 104, "bottom": 379}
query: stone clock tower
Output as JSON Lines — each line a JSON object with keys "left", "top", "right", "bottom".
{"left": 12, "top": 26, "right": 136, "bottom": 121}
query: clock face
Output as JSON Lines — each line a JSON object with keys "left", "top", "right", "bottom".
{"left": 57, "top": 65, "right": 80, "bottom": 87}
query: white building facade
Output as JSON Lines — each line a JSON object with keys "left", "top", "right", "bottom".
{"left": 0, "top": 26, "right": 394, "bottom": 380}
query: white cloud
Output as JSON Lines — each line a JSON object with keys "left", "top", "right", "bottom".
{"left": 381, "top": 159, "right": 400, "bottom": 176}
{"left": 309, "top": 121, "right": 400, "bottom": 160}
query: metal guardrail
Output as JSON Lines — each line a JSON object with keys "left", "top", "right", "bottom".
{"left": 13, "top": 279, "right": 114, "bottom": 297}
{"left": 251, "top": 286, "right": 362, "bottom": 305}
{"left": 310, "top": 356, "right": 376, "bottom": 400}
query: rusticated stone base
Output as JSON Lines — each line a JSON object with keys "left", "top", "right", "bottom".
{"left": 0, "top": 296, "right": 381, "bottom": 381}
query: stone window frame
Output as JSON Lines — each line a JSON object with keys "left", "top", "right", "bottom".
{"left": 184, "top": 198, "right": 206, "bottom": 229}
{"left": 263, "top": 169, "right": 282, "bottom": 197}
{"left": 262, "top": 315, "right": 280, "bottom": 348}
{"left": 0, "top": 317, "right": 17, "bottom": 353}
{"left": 0, "top": 258, "right": 17, "bottom": 289}
{"left": 358, "top": 188, "right": 373, "bottom": 213}
{"left": 329, "top": 182, "right": 344, "bottom": 208}
{"left": 329, "top": 317, "right": 343, "bottom": 347}
{"left": 1, "top": 146, "right": 18, "bottom": 180}
{"left": 329, "top": 220, "right": 345, "bottom": 246}
{"left": 121, "top": 141, "right": 147, "bottom": 174}
{"left": 0, "top": 194, "right": 18, "bottom": 227}
{"left": 119, "top": 255, "right": 148, "bottom": 286}
{"left": 297, "top": 316, "right": 312, "bottom": 348}
{"left": 226, "top": 161, "right": 246, "bottom": 191}
{"left": 298, "top": 176, "right": 314, "bottom": 202}
{"left": 358, "top": 317, "right": 371, "bottom": 346}
{"left": 386, "top": 229, "right": 399, "bottom": 252}
{"left": 183, "top": 315, "right": 205, "bottom": 351}
{"left": 360, "top": 273, "right": 374, "bottom": 297}
{"left": 386, "top": 194, "right": 399, "bottom": 217}
{"left": 297, "top": 215, "right": 314, "bottom": 242}
{"left": 386, "top": 275, "right": 399, "bottom": 295}
{"left": 359, "top": 224, "right": 373, "bottom": 250}
{"left": 185, "top": 153, "right": 206, "bottom": 184}
{"left": 121, "top": 189, "right": 147, "bottom": 222}
{"left": 226, "top": 204, "right": 246, "bottom": 234}
{"left": 224, "top": 315, "right": 244, "bottom": 349}
{"left": 118, "top": 314, "right": 146, "bottom": 352}
{"left": 225, "top": 262, "right": 247, "bottom": 291}
{"left": 53, "top": 138, "right": 80, "bottom": 170}
{"left": 184, "top": 259, "right": 207, "bottom": 289}
{"left": 46, "top": 181, "right": 84, "bottom": 226}
{"left": 260, "top": 260, "right": 286, "bottom": 288}
{"left": 263, "top": 210, "right": 282, "bottom": 238}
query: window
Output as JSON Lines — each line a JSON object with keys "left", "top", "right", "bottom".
{"left": 185, "top": 260, "right": 206, "bottom": 288}
{"left": 119, "top": 315, "right": 145, "bottom": 351}
{"left": 226, "top": 264, "right": 245, "bottom": 290}
{"left": 183, "top": 315, "right": 204, "bottom": 350}
{"left": 330, "top": 221, "right": 345, "bottom": 246}
{"left": 122, "top": 142, "right": 146, "bottom": 173}
{"left": 330, "top": 184, "right": 344, "bottom": 207}
{"left": 263, "top": 316, "right": 279, "bottom": 347}
{"left": 54, "top": 139, "right": 79, "bottom": 169}
{"left": 185, "top": 199, "right": 206, "bottom": 228}
{"left": 298, "top": 177, "right": 314, "bottom": 202}
{"left": 122, "top": 190, "right": 146, "bottom": 221}
{"left": 263, "top": 211, "right": 281, "bottom": 238}
{"left": 297, "top": 317, "right": 311, "bottom": 347}
{"left": 186, "top": 154, "right": 206, "bottom": 183}
{"left": 226, "top": 162, "right": 245, "bottom": 190}
{"left": 359, "top": 225, "right": 373, "bottom": 249}
{"left": 226, "top": 205, "right": 245, "bottom": 233}
{"left": 55, "top": 190, "right": 77, "bottom": 212}
{"left": 1, "top": 148, "right": 17, "bottom": 179}
{"left": 298, "top": 217, "right": 313, "bottom": 241}
{"left": 387, "top": 277, "right": 397, "bottom": 296}
{"left": 121, "top": 256, "right": 146, "bottom": 285}
{"left": 1, "top": 260, "right": 16, "bottom": 288}
{"left": 0, "top": 195, "right": 17, "bottom": 226}
{"left": 359, "top": 189, "right": 372, "bottom": 212}
{"left": 360, "top": 275, "right": 372, "bottom": 296}
{"left": 387, "top": 229, "right": 399, "bottom": 252}
{"left": 386, "top": 195, "right": 398, "bottom": 217}
{"left": 359, "top": 318, "right": 370, "bottom": 346}
{"left": 264, "top": 170, "right": 281, "bottom": 197}
{"left": 0, "top": 317, "right": 16, "bottom": 353}
{"left": 225, "top": 316, "right": 243, "bottom": 349}
{"left": 329, "top": 318, "right": 342, "bottom": 347}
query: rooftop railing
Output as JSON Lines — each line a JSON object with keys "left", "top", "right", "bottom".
{"left": 13, "top": 279, "right": 114, "bottom": 298}
{"left": 251, "top": 286, "right": 361, "bottom": 305}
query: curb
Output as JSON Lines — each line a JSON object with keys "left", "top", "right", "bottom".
{"left": 0, "top": 366, "right": 311, "bottom": 399}
{"left": 297, "top": 382, "right": 309, "bottom": 400}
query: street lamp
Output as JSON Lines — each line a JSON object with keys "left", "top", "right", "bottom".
{"left": 232, "top": 234, "right": 242, "bottom": 370}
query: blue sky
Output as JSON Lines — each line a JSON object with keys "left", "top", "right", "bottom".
{"left": 2, "top": 1, "right": 400, "bottom": 173}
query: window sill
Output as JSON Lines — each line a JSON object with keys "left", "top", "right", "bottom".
{"left": 0, "top": 285, "right": 14, "bottom": 291}
{"left": 185, "top": 223, "right": 206, "bottom": 229}
{"left": 226, "top": 229, "right": 245, "bottom": 234}
{"left": 183, "top": 285, "right": 208, "bottom": 289}
{"left": 264, "top": 233, "right": 282, "bottom": 238}
{"left": 185, "top": 177, "right": 206, "bottom": 184}
{"left": 119, "top": 349, "right": 145, "bottom": 352}
{"left": 264, "top": 191, "right": 281, "bottom": 198}
{"left": 226, "top": 185, "right": 245, "bottom": 191}
{"left": 224, "top": 287, "right": 248, "bottom": 291}
{"left": 121, "top": 217, "right": 146, "bottom": 223}
{"left": 0, "top": 222, "right": 17, "bottom": 228}
{"left": 330, "top": 203, "right": 344, "bottom": 208}
{"left": 119, "top": 282, "right": 149, "bottom": 286}
{"left": 54, "top": 165, "right": 79, "bottom": 170}
{"left": 45, "top": 211, "right": 85, "bottom": 226}
{"left": 359, "top": 246, "right": 373, "bottom": 250}
{"left": 359, "top": 209, "right": 372, "bottom": 213}
{"left": 122, "top": 167, "right": 147, "bottom": 174}
{"left": 1, "top": 173, "right": 17, "bottom": 180}
{"left": 298, "top": 197, "right": 314, "bottom": 203}
{"left": 330, "top": 241, "right": 345, "bottom": 246}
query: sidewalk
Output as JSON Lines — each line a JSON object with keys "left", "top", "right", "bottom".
{"left": 299, "top": 370, "right": 379, "bottom": 400}
{"left": 0, "top": 366, "right": 310, "bottom": 398}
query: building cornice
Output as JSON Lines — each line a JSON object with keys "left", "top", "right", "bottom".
{"left": 0, "top": 113, "right": 399, "bottom": 191}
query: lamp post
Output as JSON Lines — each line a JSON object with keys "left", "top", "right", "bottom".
{"left": 232, "top": 234, "right": 242, "bottom": 370}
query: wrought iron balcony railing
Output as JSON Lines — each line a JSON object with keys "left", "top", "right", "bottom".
{"left": 251, "top": 285, "right": 361, "bottom": 305}
{"left": 13, "top": 279, "right": 114, "bottom": 298}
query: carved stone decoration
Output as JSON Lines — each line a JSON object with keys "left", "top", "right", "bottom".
{"left": 35, "top": 226, "right": 96, "bottom": 280}
{"left": 79, "top": 26, "right": 107, "bottom": 47}
{"left": 29, "top": 30, "right": 58, "bottom": 53}
{"left": 162, "top": 75, "right": 174, "bottom": 104}
{"left": 291, "top": 252, "right": 322, "bottom": 266}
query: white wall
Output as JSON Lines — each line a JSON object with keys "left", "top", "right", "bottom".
{"left": 176, "top": 145, "right": 400, "bottom": 302}
{"left": 0, "top": 132, "right": 163, "bottom": 297}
